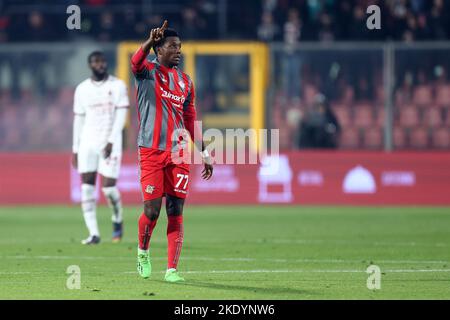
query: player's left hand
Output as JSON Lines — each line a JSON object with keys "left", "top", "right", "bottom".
{"left": 202, "top": 163, "right": 213, "bottom": 180}
{"left": 103, "top": 143, "right": 113, "bottom": 159}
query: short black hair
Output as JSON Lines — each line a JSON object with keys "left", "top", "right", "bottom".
{"left": 152, "top": 28, "right": 180, "bottom": 55}
{"left": 88, "top": 51, "right": 105, "bottom": 63}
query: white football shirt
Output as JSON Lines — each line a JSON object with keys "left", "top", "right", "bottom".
{"left": 74, "top": 75, "right": 129, "bottom": 149}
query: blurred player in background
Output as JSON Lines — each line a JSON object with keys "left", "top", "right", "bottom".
{"left": 131, "top": 21, "right": 213, "bottom": 282}
{"left": 72, "top": 51, "right": 130, "bottom": 245}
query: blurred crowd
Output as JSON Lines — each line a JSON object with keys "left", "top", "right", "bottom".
{"left": 0, "top": 0, "right": 449, "bottom": 43}
{"left": 257, "top": 0, "right": 450, "bottom": 42}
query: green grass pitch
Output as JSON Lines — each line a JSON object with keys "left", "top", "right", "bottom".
{"left": 0, "top": 205, "right": 450, "bottom": 299}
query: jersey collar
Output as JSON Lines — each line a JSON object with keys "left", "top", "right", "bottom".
{"left": 152, "top": 58, "right": 177, "bottom": 72}
{"left": 90, "top": 74, "right": 109, "bottom": 86}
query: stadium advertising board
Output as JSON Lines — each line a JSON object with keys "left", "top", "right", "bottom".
{"left": 1, "top": 152, "right": 449, "bottom": 205}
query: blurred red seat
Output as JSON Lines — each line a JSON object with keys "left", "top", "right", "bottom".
{"left": 432, "top": 128, "right": 450, "bottom": 149}
{"left": 409, "top": 127, "right": 429, "bottom": 149}
{"left": 0, "top": 89, "right": 12, "bottom": 104}
{"left": 375, "top": 85, "right": 384, "bottom": 104}
{"left": 354, "top": 105, "right": 373, "bottom": 128}
{"left": 413, "top": 85, "right": 433, "bottom": 106}
{"left": 331, "top": 103, "right": 347, "bottom": 109}
{"left": 340, "top": 127, "right": 359, "bottom": 149}
{"left": 395, "top": 88, "right": 412, "bottom": 107}
{"left": 435, "top": 85, "right": 450, "bottom": 108}
{"left": 394, "top": 126, "right": 406, "bottom": 149}
{"left": 399, "top": 102, "right": 415, "bottom": 109}
{"left": 399, "top": 107, "right": 419, "bottom": 127}
{"left": 363, "top": 127, "right": 382, "bottom": 149}
{"left": 57, "top": 87, "right": 75, "bottom": 104}
{"left": 445, "top": 111, "right": 450, "bottom": 126}
{"left": 423, "top": 108, "right": 442, "bottom": 128}
{"left": 4, "top": 128, "right": 22, "bottom": 147}
{"left": 341, "top": 86, "right": 355, "bottom": 105}
{"left": 354, "top": 102, "right": 372, "bottom": 109}
{"left": 280, "top": 127, "right": 293, "bottom": 149}
{"left": 334, "top": 107, "right": 352, "bottom": 127}
{"left": 375, "top": 108, "right": 385, "bottom": 127}
{"left": 272, "top": 109, "right": 285, "bottom": 128}
{"left": 20, "top": 88, "right": 33, "bottom": 97}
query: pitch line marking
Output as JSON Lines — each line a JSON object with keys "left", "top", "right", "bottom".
{"left": 1, "top": 238, "right": 449, "bottom": 248}
{"left": 258, "top": 239, "right": 450, "bottom": 248}
{"left": 2, "top": 268, "right": 450, "bottom": 276}
{"left": 122, "top": 268, "right": 450, "bottom": 274}
{"left": 1, "top": 237, "right": 449, "bottom": 247}
{"left": 2, "top": 255, "right": 448, "bottom": 265}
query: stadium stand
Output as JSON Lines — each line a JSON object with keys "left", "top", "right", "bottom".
{"left": 0, "top": 1, "right": 449, "bottom": 151}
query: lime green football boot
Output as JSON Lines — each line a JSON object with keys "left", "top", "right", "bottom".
{"left": 164, "top": 268, "right": 185, "bottom": 283}
{"left": 137, "top": 249, "right": 151, "bottom": 279}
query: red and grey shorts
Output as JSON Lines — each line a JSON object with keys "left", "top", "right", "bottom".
{"left": 138, "top": 147, "right": 190, "bottom": 201}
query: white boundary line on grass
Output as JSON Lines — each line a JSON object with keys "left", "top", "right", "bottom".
{"left": 121, "top": 269, "right": 450, "bottom": 274}
{"left": 1, "top": 238, "right": 449, "bottom": 247}
{"left": 257, "top": 239, "right": 450, "bottom": 247}
{"left": 2, "top": 255, "right": 449, "bottom": 264}
{"left": 2, "top": 268, "right": 450, "bottom": 276}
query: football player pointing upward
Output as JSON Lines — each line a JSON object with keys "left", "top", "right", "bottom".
{"left": 72, "top": 51, "right": 130, "bottom": 244}
{"left": 131, "top": 21, "right": 213, "bottom": 282}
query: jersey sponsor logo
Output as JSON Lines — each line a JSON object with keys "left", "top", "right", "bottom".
{"left": 90, "top": 102, "right": 111, "bottom": 108}
{"left": 160, "top": 86, "right": 186, "bottom": 104}
{"left": 145, "top": 185, "right": 155, "bottom": 194}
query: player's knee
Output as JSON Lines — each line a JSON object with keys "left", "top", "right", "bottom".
{"left": 81, "top": 184, "right": 95, "bottom": 200}
{"left": 102, "top": 186, "right": 120, "bottom": 200}
{"left": 82, "top": 173, "right": 96, "bottom": 185}
{"left": 102, "top": 177, "right": 117, "bottom": 188}
{"left": 166, "top": 196, "right": 184, "bottom": 216}
{"left": 143, "top": 202, "right": 161, "bottom": 221}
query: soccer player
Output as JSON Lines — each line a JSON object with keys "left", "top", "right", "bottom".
{"left": 131, "top": 21, "right": 213, "bottom": 282}
{"left": 72, "top": 51, "right": 130, "bottom": 245}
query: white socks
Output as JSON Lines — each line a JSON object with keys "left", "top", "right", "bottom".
{"left": 80, "top": 184, "right": 123, "bottom": 237}
{"left": 81, "top": 184, "right": 99, "bottom": 237}
{"left": 102, "top": 186, "right": 123, "bottom": 223}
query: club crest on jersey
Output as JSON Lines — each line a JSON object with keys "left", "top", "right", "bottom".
{"left": 178, "top": 80, "right": 185, "bottom": 90}
{"left": 145, "top": 185, "right": 155, "bottom": 194}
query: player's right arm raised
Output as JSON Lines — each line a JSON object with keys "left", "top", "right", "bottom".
{"left": 131, "top": 20, "right": 167, "bottom": 75}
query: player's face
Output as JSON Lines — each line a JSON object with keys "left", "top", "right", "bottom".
{"left": 159, "top": 37, "right": 182, "bottom": 67}
{"left": 89, "top": 55, "right": 107, "bottom": 77}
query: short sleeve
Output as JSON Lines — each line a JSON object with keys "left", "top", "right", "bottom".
{"left": 116, "top": 80, "right": 130, "bottom": 108}
{"left": 73, "top": 85, "right": 85, "bottom": 115}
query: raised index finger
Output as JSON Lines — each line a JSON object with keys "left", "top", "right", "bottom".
{"left": 160, "top": 20, "right": 168, "bottom": 32}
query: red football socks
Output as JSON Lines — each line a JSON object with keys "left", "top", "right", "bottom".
{"left": 167, "top": 215, "right": 184, "bottom": 269}
{"left": 138, "top": 213, "right": 184, "bottom": 269}
{"left": 138, "top": 213, "right": 157, "bottom": 250}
